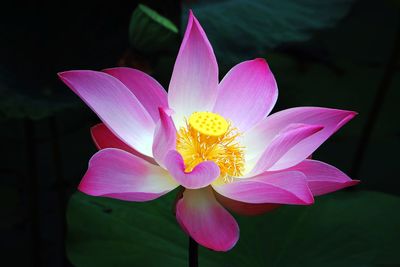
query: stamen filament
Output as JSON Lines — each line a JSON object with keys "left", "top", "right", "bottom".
{"left": 176, "top": 112, "right": 245, "bottom": 182}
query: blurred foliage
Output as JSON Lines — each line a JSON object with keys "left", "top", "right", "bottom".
{"left": 0, "top": 68, "right": 78, "bottom": 120}
{"left": 129, "top": 4, "right": 178, "bottom": 54}
{"left": 0, "top": 1, "right": 136, "bottom": 120}
{"left": 67, "top": 190, "right": 400, "bottom": 267}
{"left": 267, "top": 51, "right": 400, "bottom": 194}
{"left": 263, "top": 0, "right": 400, "bottom": 194}
{"left": 185, "top": 0, "right": 355, "bottom": 70}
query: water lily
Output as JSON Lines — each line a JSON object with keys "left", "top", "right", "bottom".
{"left": 59, "top": 11, "right": 359, "bottom": 252}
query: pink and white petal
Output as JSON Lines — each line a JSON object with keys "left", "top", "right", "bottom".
{"left": 248, "top": 123, "right": 323, "bottom": 175}
{"left": 58, "top": 71, "right": 155, "bottom": 157}
{"left": 287, "top": 159, "right": 360, "bottom": 196}
{"left": 91, "top": 123, "right": 156, "bottom": 164}
{"left": 215, "top": 192, "right": 280, "bottom": 216}
{"left": 164, "top": 150, "right": 220, "bottom": 189}
{"left": 243, "top": 107, "right": 357, "bottom": 171}
{"left": 168, "top": 11, "right": 219, "bottom": 129}
{"left": 176, "top": 187, "right": 239, "bottom": 251}
{"left": 152, "top": 108, "right": 177, "bottom": 167}
{"left": 103, "top": 67, "right": 168, "bottom": 122}
{"left": 213, "top": 58, "right": 278, "bottom": 131}
{"left": 213, "top": 171, "right": 314, "bottom": 205}
{"left": 79, "top": 148, "right": 178, "bottom": 201}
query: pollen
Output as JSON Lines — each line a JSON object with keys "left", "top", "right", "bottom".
{"left": 177, "top": 112, "right": 245, "bottom": 182}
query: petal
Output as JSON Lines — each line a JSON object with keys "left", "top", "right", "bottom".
{"left": 58, "top": 70, "right": 155, "bottom": 157}
{"left": 168, "top": 11, "right": 219, "bottom": 129}
{"left": 91, "top": 123, "right": 156, "bottom": 164}
{"left": 287, "top": 159, "right": 360, "bottom": 196}
{"left": 243, "top": 107, "right": 357, "bottom": 171}
{"left": 164, "top": 150, "right": 220, "bottom": 189}
{"left": 215, "top": 192, "right": 280, "bottom": 216}
{"left": 213, "top": 58, "right": 278, "bottom": 131}
{"left": 103, "top": 67, "right": 168, "bottom": 122}
{"left": 152, "top": 108, "right": 177, "bottom": 167}
{"left": 175, "top": 187, "right": 239, "bottom": 251}
{"left": 213, "top": 171, "right": 314, "bottom": 205}
{"left": 248, "top": 123, "right": 323, "bottom": 175}
{"left": 79, "top": 148, "right": 178, "bottom": 201}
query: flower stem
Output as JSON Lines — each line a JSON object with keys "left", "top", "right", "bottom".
{"left": 24, "top": 119, "right": 40, "bottom": 267}
{"left": 189, "top": 237, "right": 198, "bottom": 267}
{"left": 350, "top": 16, "right": 400, "bottom": 178}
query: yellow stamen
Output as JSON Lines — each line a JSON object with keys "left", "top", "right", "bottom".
{"left": 177, "top": 112, "right": 245, "bottom": 182}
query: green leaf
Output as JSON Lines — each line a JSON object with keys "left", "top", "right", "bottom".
{"left": 129, "top": 4, "right": 179, "bottom": 54}
{"left": 185, "top": 0, "right": 354, "bottom": 70}
{"left": 67, "top": 190, "right": 400, "bottom": 266}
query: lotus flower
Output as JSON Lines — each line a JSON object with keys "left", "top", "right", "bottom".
{"left": 58, "top": 11, "right": 359, "bottom": 251}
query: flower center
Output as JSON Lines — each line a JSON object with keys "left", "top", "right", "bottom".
{"left": 176, "top": 111, "right": 245, "bottom": 182}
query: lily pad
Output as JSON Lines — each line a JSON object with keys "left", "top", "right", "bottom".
{"left": 185, "top": 0, "right": 355, "bottom": 70}
{"left": 67, "top": 190, "right": 400, "bottom": 266}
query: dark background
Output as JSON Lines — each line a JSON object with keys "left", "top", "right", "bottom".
{"left": 1, "top": 0, "right": 399, "bottom": 266}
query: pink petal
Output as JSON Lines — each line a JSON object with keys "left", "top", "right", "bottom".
{"left": 79, "top": 148, "right": 178, "bottom": 201}
{"left": 91, "top": 123, "right": 156, "bottom": 164}
{"left": 215, "top": 192, "right": 280, "bottom": 216}
{"left": 213, "top": 171, "right": 314, "bottom": 205}
{"left": 152, "top": 108, "right": 177, "bottom": 167}
{"left": 244, "top": 107, "right": 357, "bottom": 171}
{"left": 168, "top": 11, "right": 219, "bottom": 129}
{"left": 58, "top": 70, "right": 155, "bottom": 157}
{"left": 213, "top": 58, "right": 278, "bottom": 131}
{"left": 103, "top": 67, "right": 168, "bottom": 122}
{"left": 287, "top": 159, "right": 359, "bottom": 196}
{"left": 175, "top": 187, "right": 239, "bottom": 251}
{"left": 164, "top": 150, "right": 220, "bottom": 189}
{"left": 249, "top": 123, "right": 323, "bottom": 175}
